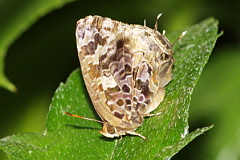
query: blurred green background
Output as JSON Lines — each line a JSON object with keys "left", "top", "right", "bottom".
{"left": 0, "top": 0, "right": 239, "bottom": 159}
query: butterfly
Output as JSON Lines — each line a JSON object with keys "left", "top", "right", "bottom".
{"left": 65, "top": 14, "right": 186, "bottom": 139}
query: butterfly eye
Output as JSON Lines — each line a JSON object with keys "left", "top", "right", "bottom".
{"left": 107, "top": 125, "right": 116, "bottom": 134}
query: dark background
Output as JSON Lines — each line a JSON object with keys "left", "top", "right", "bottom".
{"left": 1, "top": 0, "right": 240, "bottom": 159}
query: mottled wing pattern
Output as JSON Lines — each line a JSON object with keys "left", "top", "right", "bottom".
{"left": 130, "top": 27, "right": 174, "bottom": 115}
{"left": 76, "top": 16, "right": 123, "bottom": 127}
{"left": 76, "top": 15, "right": 174, "bottom": 133}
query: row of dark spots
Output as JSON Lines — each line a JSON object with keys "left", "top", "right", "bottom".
{"left": 133, "top": 94, "right": 150, "bottom": 104}
{"left": 114, "top": 99, "right": 133, "bottom": 119}
{"left": 116, "top": 98, "right": 132, "bottom": 111}
{"left": 79, "top": 31, "right": 106, "bottom": 56}
{"left": 80, "top": 33, "right": 102, "bottom": 56}
{"left": 112, "top": 96, "right": 125, "bottom": 120}
{"left": 80, "top": 41, "right": 95, "bottom": 56}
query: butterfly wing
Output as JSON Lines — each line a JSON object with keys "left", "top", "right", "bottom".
{"left": 130, "top": 26, "right": 174, "bottom": 115}
{"left": 76, "top": 16, "right": 123, "bottom": 127}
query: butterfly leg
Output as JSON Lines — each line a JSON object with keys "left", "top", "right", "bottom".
{"left": 118, "top": 135, "right": 123, "bottom": 141}
{"left": 126, "top": 131, "right": 146, "bottom": 139}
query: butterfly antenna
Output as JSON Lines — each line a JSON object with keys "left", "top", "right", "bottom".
{"left": 171, "top": 31, "right": 187, "bottom": 46}
{"left": 65, "top": 112, "right": 104, "bottom": 124}
{"left": 154, "top": 13, "right": 162, "bottom": 31}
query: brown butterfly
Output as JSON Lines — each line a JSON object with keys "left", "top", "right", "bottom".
{"left": 66, "top": 14, "right": 186, "bottom": 139}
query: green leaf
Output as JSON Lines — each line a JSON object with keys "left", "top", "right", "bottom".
{"left": 0, "top": 0, "right": 75, "bottom": 92}
{"left": 188, "top": 47, "right": 240, "bottom": 159}
{"left": 0, "top": 17, "right": 220, "bottom": 159}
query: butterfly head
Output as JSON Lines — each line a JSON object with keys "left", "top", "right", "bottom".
{"left": 99, "top": 122, "right": 125, "bottom": 138}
